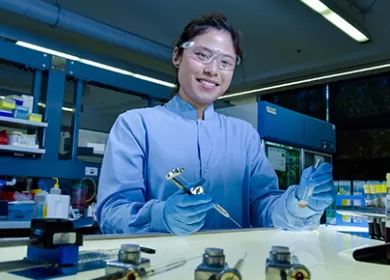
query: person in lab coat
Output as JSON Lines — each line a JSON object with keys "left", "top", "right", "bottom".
{"left": 96, "top": 13, "right": 335, "bottom": 235}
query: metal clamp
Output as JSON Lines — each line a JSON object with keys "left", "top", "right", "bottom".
{"left": 93, "top": 243, "right": 196, "bottom": 280}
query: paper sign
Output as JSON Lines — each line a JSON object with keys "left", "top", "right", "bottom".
{"left": 267, "top": 146, "right": 286, "bottom": 171}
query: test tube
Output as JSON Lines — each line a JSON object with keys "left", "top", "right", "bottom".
{"left": 298, "top": 159, "right": 323, "bottom": 208}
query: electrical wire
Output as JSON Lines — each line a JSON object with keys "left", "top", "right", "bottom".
{"left": 80, "top": 177, "right": 97, "bottom": 203}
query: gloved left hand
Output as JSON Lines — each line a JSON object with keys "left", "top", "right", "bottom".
{"left": 295, "top": 162, "right": 336, "bottom": 212}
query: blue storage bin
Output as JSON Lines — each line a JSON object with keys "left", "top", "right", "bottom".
{"left": 7, "top": 201, "right": 35, "bottom": 221}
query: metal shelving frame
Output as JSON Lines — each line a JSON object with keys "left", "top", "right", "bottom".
{"left": 0, "top": 39, "right": 173, "bottom": 180}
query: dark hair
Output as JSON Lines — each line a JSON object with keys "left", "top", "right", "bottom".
{"left": 173, "top": 12, "right": 243, "bottom": 90}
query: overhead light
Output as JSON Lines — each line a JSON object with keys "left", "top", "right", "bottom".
{"left": 299, "top": 0, "right": 369, "bottom": 42}
{"left": 38, "top": 102, "right": 74, "bottom": 112}
{"left": 0, "top": 96, "right": 74, "bottom": 112}
{"left": 219, "top": 63, "right": 390, "bottom": 100}
{"left": 15, "top": 41, "right": 176, "bottom": 88}
{"left": 16, "top": 41, "right": 80, "bottom": 61}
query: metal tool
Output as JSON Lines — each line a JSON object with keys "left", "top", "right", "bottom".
{"left": 265, "top": 246, "right": 310, "bottom": 280}
{"left": 298, "top": 159, "right": 323, "bottom": 208}
{"left": 92, "top": 243, "right": 200, "bottom": 280}
{"left": 93, "top": 259, "right": 192, "bottom": 280}
{"left": 166, "top": 168, "right": 242, "bottom": 228}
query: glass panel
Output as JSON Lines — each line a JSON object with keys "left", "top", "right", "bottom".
{"left": 263, "top": 141, "right": 301, "bottom": 190}
{"left": 0, "top": 59, "right": 34, "bottom": 98}
{"left": 336, "top": 129, "right": 390, "bottom": 160}
{"left": 76, "top": 83, "right": 149, "bottom": 162}
{"left": 81, "top": 83, "right": 149, "bottom": 133}
{"left": 303, "top": 150, "right": 332, "bottom": 169}
{"left": 329, "top": 72, "right": 390, "bottom": 180}
{"left": 329, "top": 73, "right": 390, "bottom": 124}
{"left": 261, "top": 85, "right": 327, "bottom": 120}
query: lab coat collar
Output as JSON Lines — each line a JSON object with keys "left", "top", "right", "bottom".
{"left": 165, "top": 94, "right": 216, "bottom": 121}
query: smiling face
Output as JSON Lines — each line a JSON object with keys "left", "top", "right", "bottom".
{"left": 173, "top": 29, "right": 237, "bottom": 108}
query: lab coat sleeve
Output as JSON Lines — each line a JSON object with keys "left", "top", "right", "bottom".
{"left": 248, "top": 128, "right": 323, "bottom": 230}
{"left": 96, "top": 111, "right": 170, "bottom": 234}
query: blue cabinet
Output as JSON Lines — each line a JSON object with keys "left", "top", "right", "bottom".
{"left": 258, "top": 101, "right": 336, "bottom": 153}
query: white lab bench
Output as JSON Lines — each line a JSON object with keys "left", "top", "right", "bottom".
{"left": 0, "top": 225, "right": 388, "bottom": 279}
{"left": 0, "top": 221, "right": 30, "bottom": 229}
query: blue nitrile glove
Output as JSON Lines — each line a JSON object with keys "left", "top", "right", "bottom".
{"left": 163, "top": 179, "right": 215, "bottom": 236}
{"left": 295, "top": 162, "right": 336, "bottom": 212}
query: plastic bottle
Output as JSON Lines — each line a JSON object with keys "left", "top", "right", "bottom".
{"left": 50, "top": 177, "right": 61, "bottom": 195}
{"left": 46, "top": 177, "right": 70, "bottom": 219}
{"left": 34, "top": 183, "right": 48, "bottom": 218}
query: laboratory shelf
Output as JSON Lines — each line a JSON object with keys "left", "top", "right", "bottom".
{"left": 0, "top": 144, "right": 45, "bottom": 154}
{"left": 0, "top": 116, "right": 47, "bottom": 128}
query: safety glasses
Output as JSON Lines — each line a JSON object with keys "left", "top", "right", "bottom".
{"left": 180, "top": 41, "right": 241, "bottom": 71}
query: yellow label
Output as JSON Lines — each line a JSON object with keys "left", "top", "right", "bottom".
{"left": 43, "top": 204, "right": 47, "bottom": 218}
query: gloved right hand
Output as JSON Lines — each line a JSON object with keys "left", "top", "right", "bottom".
{"left": 163, "top": 179, "right": 215, "bottom": 236}
{"left": 295, "top": 162, "right": 335, "bottom": 212}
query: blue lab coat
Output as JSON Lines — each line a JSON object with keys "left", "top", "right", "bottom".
{"left": 97, "top": 94, "right": 323, "bottom": 234}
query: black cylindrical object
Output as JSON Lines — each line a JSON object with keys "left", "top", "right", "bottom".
{"left": 118, "top": 244, "right": 141, "bottom": 265}
{"left": 203, "top": 248, "right": 225, "bottom": 268}
{"left": 269, "top": 246, "right": 292, "bottom": 264}
{"left": 373, "top": 218, "right": 382, "bottom": 239}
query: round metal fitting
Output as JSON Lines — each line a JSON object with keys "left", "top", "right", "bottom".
{"left": 269, "top": 246, "right": 291, "bottom": 264}
{"left": 203, "top": 248, "right": 225, "bottom": 267}
{"left": 118, "top": 244, "right": 141, "bottom": 264}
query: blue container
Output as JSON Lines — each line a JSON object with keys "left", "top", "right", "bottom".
{"left": 0, "top": 109, "right": 13, "bottom": 118}
{"left": 12, "top": 106, "right": 29, "bottom": 120}
{"left": 12, "top": 98, "right": 23, "bottom": 106}
{"left": 7, "top": 201, "right": 35, "bottom": 221}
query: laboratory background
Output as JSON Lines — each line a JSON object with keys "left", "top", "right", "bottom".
{"left": 0, "top": 0, "right": 389, "bottom": 279}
